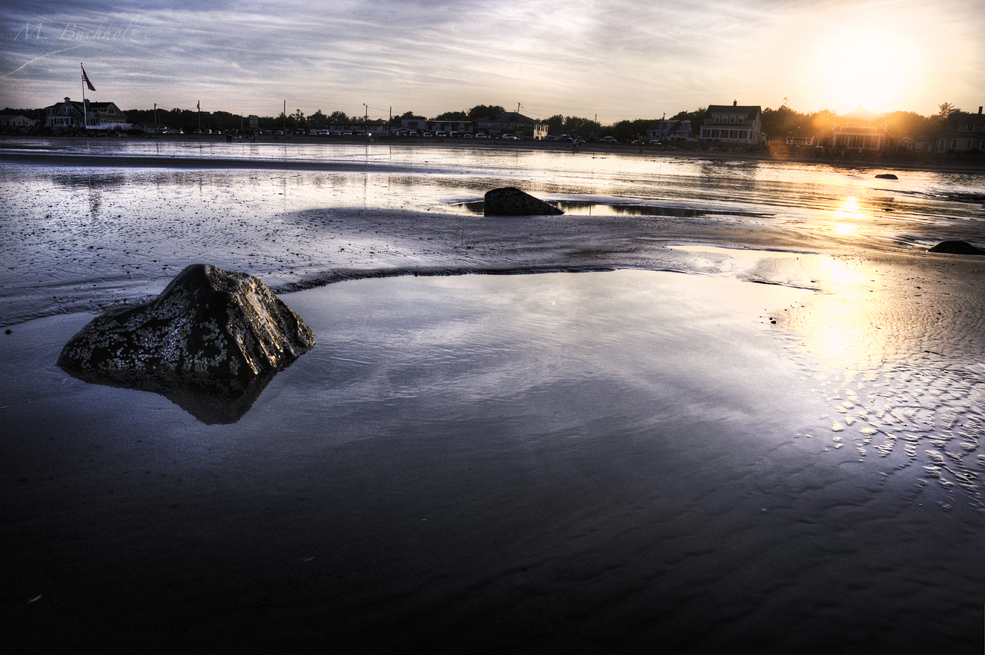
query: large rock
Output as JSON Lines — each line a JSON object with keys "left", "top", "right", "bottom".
{"left": 928, "top": 240, "right": 985, "bottom": 255}
{"left": 57, "top": 265, "right": 315, "bottom": 422}
{"left": 484, "top": 187, "right": 564, "bottom": 216}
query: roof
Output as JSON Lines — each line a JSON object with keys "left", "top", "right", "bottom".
{"left": 476, "top": 112, "right": 541, "bottom": 124}
{"left": 45, "top": 99, "right": 120, "bottom": 111}
{"left": 707, "top": 105, "right": 761, "bottom": 116}
{"left": 841, "top": 105, "right": 879, "bottom": 122}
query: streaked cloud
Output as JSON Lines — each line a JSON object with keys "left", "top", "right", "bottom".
{"left": 1, "top": 0, "right": 981, "bottom": 120}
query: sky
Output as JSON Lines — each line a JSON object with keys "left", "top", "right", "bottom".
{"left": 1, "top": 0, "right": 982, "bottom": 123}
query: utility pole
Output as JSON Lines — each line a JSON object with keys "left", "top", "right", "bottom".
{"left": 284, "top": 100, "right": 287, "bottom": 131}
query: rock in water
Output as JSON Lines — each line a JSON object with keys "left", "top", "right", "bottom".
{"left": 484, "top": 187, "right": 564, "bottom": 216}
{"left": 928, "top": 240, "right": 985, "bottom": 255}
{"left": 57, "top": 265, "right": 315, "bottom": 422}
{"left": 875, "top": 173, "right": 898, "bottom": 180}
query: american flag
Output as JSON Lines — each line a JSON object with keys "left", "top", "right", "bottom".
{"left": 81, "top": 64, "right": 96, "bottom": 92}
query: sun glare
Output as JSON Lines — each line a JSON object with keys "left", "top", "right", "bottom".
{"left": 814, "top": 27, "right": 917, "bottom": 114}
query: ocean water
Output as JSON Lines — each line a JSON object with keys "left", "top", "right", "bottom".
{"left": 1, "top": 138, "right": 983, "bottom": 327}
{"left": 1, "top": 141, "right": 983, "bottom": 652}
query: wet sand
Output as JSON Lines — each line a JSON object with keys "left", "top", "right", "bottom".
{"left": 1, "top": 147, "right": 983, "bottom": 653}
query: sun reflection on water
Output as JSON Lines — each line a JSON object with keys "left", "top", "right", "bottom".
{"left": 829, "top": 196, "right": 864, "bottom": 236}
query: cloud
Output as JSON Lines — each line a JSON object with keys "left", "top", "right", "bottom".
{"left": 2, "top": 0, "right": 982, "bottom": 119}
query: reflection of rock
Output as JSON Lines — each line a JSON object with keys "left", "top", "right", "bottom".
{"left": 57, "top": 264, "right": 315, "bottom": 423}
{"left": 928, "top": 240, "right": 985, "bottom": 255}
{"left": 484, "top": 187, "right": 564, "bottom": 216}
{"left": 62, "top": 365, "right": 278, "bottom": 425}
{"left": 875, "top": 173, "right": 898, "bottom": 180}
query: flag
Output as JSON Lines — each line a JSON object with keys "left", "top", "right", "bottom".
{"left": 81, "top": 64, "right": 96, "bottom": 92}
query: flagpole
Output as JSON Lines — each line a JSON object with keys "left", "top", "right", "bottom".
{"left": 81, "top": 63, "right": 87, "bottom": 130}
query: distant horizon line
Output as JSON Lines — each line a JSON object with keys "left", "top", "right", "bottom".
{"left": 4, "top": 99, "right": 979, "bottom": 125}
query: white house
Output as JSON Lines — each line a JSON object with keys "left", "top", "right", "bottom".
{"left": 823, "top": 106, "right": 887, "bottom": 151}
{"left": 45, "top": 97, "right": 129, "bottom": 130}
{"left": 699, "top": 102, "right": 763, "bottom": 145}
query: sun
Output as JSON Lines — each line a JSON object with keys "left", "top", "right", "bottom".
{"left": 814, "top": 27, "right": 917, "bottom": 114}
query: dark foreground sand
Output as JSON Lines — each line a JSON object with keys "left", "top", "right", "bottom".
{"left": 1, "top": 150, "right": 983, "bottom": 653}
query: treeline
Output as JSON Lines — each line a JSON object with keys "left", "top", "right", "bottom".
{"left": 5, "top": 101, "right": 966, "bottom": 139}
{"left": 759, "top": 103, "right": 958, "bottom": 139}
{"left": 119, "top": 104, "right": 515, "bottom": 134}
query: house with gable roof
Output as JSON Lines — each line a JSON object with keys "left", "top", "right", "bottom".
{"left": 820, "top": 106, "right": 888, "bottom": 151}
{"left": 933, "top": 106, "right": 985, "bottom": 154}
{"left": 0, "top": 113, "right": 38, "bottom": 128}
{"left": 646, "top": 119, "right": 693, "bottom": 142}
{"left": 45, "top": 97, "right": 129, "bottom": 130}
{"left": 473, "top": 111, "right": 548, "bottom": 139}
{"left": 698, "top": 101, "right": 763, "bottom": 145}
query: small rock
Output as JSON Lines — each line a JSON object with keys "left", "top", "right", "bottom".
{"left": 875, "top": 173, "right": 898, "bottom": 180}
{"left": 484, "top": 187, "right": 564, "bottom": 216}
{"left": 57, "top": 264, "right": 315, "bottom": 423}
{"left": 927, "top": 240, "right": 985, "bottom": 255}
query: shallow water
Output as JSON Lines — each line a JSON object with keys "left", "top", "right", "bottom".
{"left": 2, "top": 271, "right": 980, "bottom": 652}
{"left": 1, "top": 142, "right": 983, "bottom": 651}
{"left": 1, "top": 140, "right": 983, "bottom": 327}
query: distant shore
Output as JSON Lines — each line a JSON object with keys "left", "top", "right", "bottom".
{"left": 3, "top": 133, "right": 983, "bottom": 175}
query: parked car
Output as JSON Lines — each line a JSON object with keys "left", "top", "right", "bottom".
{"left": 601, "top": 136, "right": 618, "bottom": 143}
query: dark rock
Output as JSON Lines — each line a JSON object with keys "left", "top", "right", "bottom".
{"left": 57, "top": 264, "right": 315, "bottom": 423}
{"left": 875, "top": 173, "right": 898, "bottom": 180}
{"left": 484, "top": 187, "right": 564, "bottom": 216}
{"left": 927, "top": 240, "right": 985, "bottom": 255}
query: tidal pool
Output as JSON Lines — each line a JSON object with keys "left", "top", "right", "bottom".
{"left": 2, "top": 269, "right": 980, "bottom": 653}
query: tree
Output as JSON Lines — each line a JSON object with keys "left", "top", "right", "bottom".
{"left": 309, "top": 110, "right": 328, "bottom": 128}
{"left": 563, "top": 115, "right": 601, "bottom": 137}
{"left": 467, "top": 105, "right": 505, "bottom": 120}
{"left": 762, "top": 102, "right": 806, "bottom": 137}
{"left": 434, "top": 110, "right": 468, "bottom": 121}
{"left": 881, "top": 111, "right": 935, "bottom": 136}
{"left": 808, "top": 110, "right": 837, "bottom": 135}
{"left": 669, "top": 107, "right": 706, "bottom": 123}
{"left": 936, "top": 102, "right": 960, "bottom": 132}
{"left": 610, "top": 118, "right": 655, "bottom": 142}
{"left": 327, "top": 111, "right": 349, "bottom": 125}
{"left": 545, "top": 114, "right": 564, "bottom": 134}
{"left": 290, "top": 109, "right": 307, "bottom": 129}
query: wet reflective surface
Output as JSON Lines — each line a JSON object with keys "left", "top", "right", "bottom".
{"left": 2, "top": 271, "right": 981, "bottom": 652}
{"left": 1, "top": 140, "right": 983, "bottom": 327}
{"left": 1, "top": 141, "right": 983, "bottom": 652}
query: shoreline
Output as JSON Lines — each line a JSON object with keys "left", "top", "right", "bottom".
{"left": 4, "top": 134, "right": 984, "bottom": 175}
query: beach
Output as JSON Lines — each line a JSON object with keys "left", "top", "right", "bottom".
{"left": 1, "top": 139, "right": 983, "bottom": 653}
